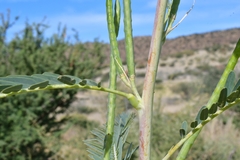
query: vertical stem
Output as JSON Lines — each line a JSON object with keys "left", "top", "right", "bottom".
{"left": 104, "top": 55, "right": 117, "bottom": 160}
{"left": 106, "top": 0, "right": 131, "bottom": 87}
{"left": 139, "top": 0, "right": 168, "bottom": 159}
{"left": 123, "top": 0, "right": 141, "bottom": 99}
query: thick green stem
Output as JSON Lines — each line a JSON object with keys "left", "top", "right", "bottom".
{"left": 123, "top": 0, "right": 135, "bottom": 77}
{"left": 139, "top": 0, "right": 168, "bottom": 159}
{"left": 176, "top": 39, "right": 240, "bottom": 159}
{"left": 122, "top": 0, "right": 140, "bottom": 99}
{"left": 104, "top": 55, "right": 117, "bottom": 160}
{"left": 106, "top": 0, "right": 130, "bottom": 87}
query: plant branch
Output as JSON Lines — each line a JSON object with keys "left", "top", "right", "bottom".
{"left": 106, "top": 0, "right": 131, "bottom": 88}
{"left": 123, "top": 0, "right": 141, "bottom": 99}
{"left": 104, "top": 54, "right": 117, "bottom": 160}
{"left": 139, "top": 0, "right": 168, "bottom": 159}
{"left": 163, "top": 95, "right": 240, "bottom": 160}
{"left": 0, "top": 83, "right": 128, "bottom": 99}
{"left": 176, "top": 39, "right": 240, "bottom": 159}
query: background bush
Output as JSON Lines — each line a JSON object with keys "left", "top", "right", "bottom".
{"left": 0, "top": 11, "right": 104, "bottom": 159}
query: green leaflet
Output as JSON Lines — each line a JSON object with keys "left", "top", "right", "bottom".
{"left": 233, "top": 79, "right": 240, "bottom": 91}
{"left": 227, "top": 90, "right": 239, "bottom": 103}
{"left": 196, "top": 106, "right": 206, "bottom": 124}
{"left": 209, "top": 103, "right": 218, "bottom": 114}
{"left": 190, "top": 121, "right": 198, "bottom": 128}
{"left": 217, "top": 88, "right": 227, "bottom": 108}
{"left": 200, "top": 108, "right": 209, "bottom": 121}
{"left": 57, "top": 75, "right": 76, "bottom": 85}
{"left": 28, "top": 81, "right": 49, "bottom": 90}
{"left": 2, "top": 84, "right": 23, "bottom": 94}
{"left": 179, "top": 121, "right": 188, "bottom": 138}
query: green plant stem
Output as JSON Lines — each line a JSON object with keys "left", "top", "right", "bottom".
{"left": 139, "top": 0, "right": 168, "bottom": 159}
{"left": 104, "top": 55, "right": 117, "bottom": 160}
{"left": 0, "top": 84, "right": 129, "bottom": 99}
{"left": 106, "top": 0, "right": 130, "bottom": 88}
{"left": 122, "top": 0, "right": 140, "bottom": 99}
{"left": 163, "top": 95, "right": 240, "bottom": 160}
{"left": 176, "top": 39, "right": 240, "bottom": 160}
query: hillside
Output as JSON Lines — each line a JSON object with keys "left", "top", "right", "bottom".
{"left": 102, "top": 28, "right": 240, "bottom": 68}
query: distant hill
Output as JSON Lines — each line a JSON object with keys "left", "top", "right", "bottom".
{"left": 102, "top": 28, "right": 240, "bottom": 67}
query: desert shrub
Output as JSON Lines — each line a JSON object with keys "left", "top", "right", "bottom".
{"left": 231, "top": 104, "right": 240, "bottom": 129}
{"left": 201, "top": 66, "right": 222, "bottom": 94}
{"left": 0, "top": 12, "right": 104, "bottom": 159}
{"left": 51, "top": 114, "right": 99, "bottom": 160}
{"left": 172, "top": 82, "right": 200, "bottom": 101}
{"left": 172, "top": 50, "right": 194, "bottom": 58}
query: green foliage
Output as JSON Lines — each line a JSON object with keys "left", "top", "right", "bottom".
{"left": 188, "top": 71, "right": 240, "bottom": 130}
{"left": 172, "top": 50, "right": 194, "bottom": 58}
{"left": 51, "top": 114, "right": 99, "bottom": 160}
{"left": 139, "top": 110, "right": 240, "bottom": 160}
{"left": 0, "top": 72, "right": 102, "bottom": 97}
{"left": 162, "top": 69, "right": 240, "bottom": 159}
{"left": 84, "top": 113, "right": 138, "bottom": 160}
{"left": 0, "top": 11, "right": 104, "bottom": 159}
{"left": 171, "top": 82, "right": 199, "bottom": 101}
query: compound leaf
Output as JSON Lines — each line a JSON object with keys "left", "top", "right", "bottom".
{"left": 0, "top": 72, "right": 100, "bottom": 98}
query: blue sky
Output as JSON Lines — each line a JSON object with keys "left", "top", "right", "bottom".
{"left": 0, "top": 0, "right": 240, "bottom": 43}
